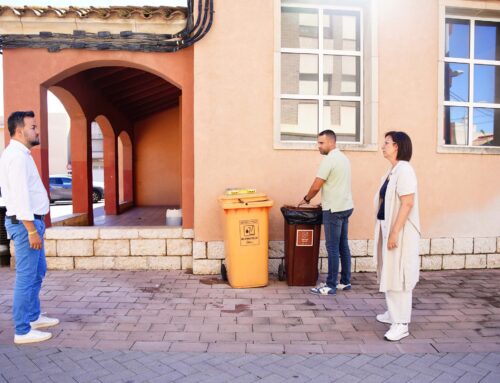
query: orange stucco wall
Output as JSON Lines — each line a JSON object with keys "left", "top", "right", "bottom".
{"left": 134, "top": 107, "right": 181, "bottom": 206}
{"left": 377, "top": 0, "right": 500, "bottom": 238}
{"left": 193, "top": 0, "right": 500, "bottom": 241}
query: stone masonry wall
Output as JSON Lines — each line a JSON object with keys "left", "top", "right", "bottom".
{"left": 9, "top": 228, "right": 500, "bottom": 274}
{"left": 192, "top": 237, "right": 500, "bottom": 275}
{"left": 10, "top": 227, "right": 194, "bottom": 271}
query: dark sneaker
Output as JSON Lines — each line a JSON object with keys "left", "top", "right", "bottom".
{"left": 310, "top": 285, "right": 336, "bottom": 295}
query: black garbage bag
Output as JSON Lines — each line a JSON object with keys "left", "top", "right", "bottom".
{"left": 280, "top": 205, "right": 322, "bottom": 225}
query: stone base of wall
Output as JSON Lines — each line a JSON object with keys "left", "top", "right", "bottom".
{"left": 9, "top": 231, "right": 500, "bottom": 273}
{"left": 10, "top": 226, "right": 194, "bottom": 271}
{"left": 191, "top": 237, "right": 500, "bottom": 275}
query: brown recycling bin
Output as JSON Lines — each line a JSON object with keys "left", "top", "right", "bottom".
{"left": 280, "top": 205, "right": 322, "bottom": 286}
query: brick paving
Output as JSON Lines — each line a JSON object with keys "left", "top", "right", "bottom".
{"left": 0, "top": 269, "right": 499, "bottom": 381}
{"left": 0, "top": 346, "right": 498, "bottom": 382}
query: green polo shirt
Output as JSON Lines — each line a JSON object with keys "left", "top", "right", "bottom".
{"left": 316, "top": 148, "right": 354, "bottom": 212}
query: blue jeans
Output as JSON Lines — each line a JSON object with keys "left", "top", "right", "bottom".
{"left": 5, "top": 218, "right": 46, "bottom": 335}
{"left": 323, "top": 209, "right": 353, "bottom": 290}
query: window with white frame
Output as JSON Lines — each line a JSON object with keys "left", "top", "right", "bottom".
{"left": 280, "top": 2, "right": 363, "bottom": 143}
{"left": 444, "top": 16, "right": 500, "bottom": 147}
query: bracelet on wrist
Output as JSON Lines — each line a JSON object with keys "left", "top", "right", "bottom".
{"left": 28, "top": 230, "right": 38, "bottom": 236}
{"left": 303, "top": 195, "right": 310, "bottom": 204}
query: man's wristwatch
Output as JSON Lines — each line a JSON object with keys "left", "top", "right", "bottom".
{"left": 303, "top": 195, "right": 310, "bottom": 204}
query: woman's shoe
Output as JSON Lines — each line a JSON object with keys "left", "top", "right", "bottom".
{"left": 384, "top": 323, "right": 409, "bottom": 341}
{"left": 376, "top": 311, "right": 392, "bottom": 324}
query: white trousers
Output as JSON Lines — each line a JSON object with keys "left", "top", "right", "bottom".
{"left": 379, "top": 219, "right": 413, "bottom": 324}
{"left": 385, "top": 290, "right": 413, "bottom": 324}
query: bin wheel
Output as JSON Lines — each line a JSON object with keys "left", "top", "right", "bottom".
{"left": 278, "top": 263, "right": 286, "bottom": 281}
{"left": 221, "top": 263, "right": 228, "bottom": 281}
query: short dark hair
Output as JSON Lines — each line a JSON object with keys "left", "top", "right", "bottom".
{"left": 385, "top": 131, "right": 413, "bottom": 161}
{"left": 7, "top": 111, "right": 35, "bottom": 137}
{"left": 318, "top": 129, "right": 336, "bottom": 141}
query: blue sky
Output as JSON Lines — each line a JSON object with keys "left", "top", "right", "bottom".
{"left": 0, "top": 0, "right": 186, "bottom": 116}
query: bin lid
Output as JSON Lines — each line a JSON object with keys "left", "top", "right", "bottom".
{"left": 219, "top": 192, "right": 273, "bottom": 210}
{"left": 280, "top": 204, "right": 322, "bottom": 225}
{"left": 224, "top": 188, "right": 257, "bottom": 195}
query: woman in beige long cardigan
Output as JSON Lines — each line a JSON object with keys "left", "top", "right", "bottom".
{"left": 373, "top": 131, "right": 420, "bottom": 341}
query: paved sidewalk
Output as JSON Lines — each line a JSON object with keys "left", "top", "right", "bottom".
{"left": 1, "top": 269, "right": 499, "bottom": 354}
{"left": 0, "top": 346, "right": 499, "bottom": 382}
{"left": 1, "top": 269, "right": 499, "bottom": 381}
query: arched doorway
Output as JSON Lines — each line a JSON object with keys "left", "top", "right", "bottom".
{"left": 3, "top": 50, "right": 194, "bottom": 228}
{"left": 51, "top": 65, "right": 183, "bottom": 225}
{"left": 48, "top": 86, "right": 93, "bottom": 225}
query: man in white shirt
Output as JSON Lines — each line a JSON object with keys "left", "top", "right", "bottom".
{"left": 0, "top": 111, "right": 59, "bottom": 344}
{"left": 300, "top": 130, "right": 354, "bottom": 296}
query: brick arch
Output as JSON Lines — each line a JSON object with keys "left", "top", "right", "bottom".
{"left": 43, "top": 60, "right": 185, "bottom": 92}
{"left": 49, "top": 86, "right": 93, "bottom": 225}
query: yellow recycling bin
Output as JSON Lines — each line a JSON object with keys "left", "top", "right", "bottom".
{"left": 219, "top": 192, "right": 274, "bottom": 288}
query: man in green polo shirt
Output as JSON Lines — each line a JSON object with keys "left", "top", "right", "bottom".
{"left": 299, "top": 130, "right": 354, "bottom": 296}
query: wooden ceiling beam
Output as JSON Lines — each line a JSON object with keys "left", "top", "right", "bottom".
{"left": 104, "top": 77, "right": 162, "bottom": 97}
{"left": 127, "top": 94, "right": 179, "bottom": 110}
{"left": 132, "top": 100, "right": 180, "bottom": 121}
{"left": 96, "top": 70, "right": 148, "bottom": 89}
{"left": 109, "top": 82, "right": 169, "bottom": 103}
{"left": 86, "top": 67, "right": 128, "bottom": 82}
{"left": 127, "top": 97, "right": 179, "bottom": 117}
{"left": 119, "top": 88, "right": 180, "bottom": 109}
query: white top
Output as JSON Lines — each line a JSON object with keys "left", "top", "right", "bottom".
{"left": 0, "top": 139, "right": 50, "bottom": 220}
{"left": 385, "top": 161, "right": 420, "bottom": 232}
{"left": 316, "top": 148, "right": 354, "bottom": 212}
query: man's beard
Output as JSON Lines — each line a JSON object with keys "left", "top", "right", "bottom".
{"left": 22, "top": 130, "right": 40, "bottom": 148}
{"left": 28, "top": 138, "right": 40, "bottom": 148}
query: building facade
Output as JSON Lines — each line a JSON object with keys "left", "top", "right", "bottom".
{"left": 1, "top": 0, "right": 499, "bottom": 273}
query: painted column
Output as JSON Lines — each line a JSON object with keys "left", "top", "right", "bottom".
{"left": 103, "top": 134, "right": 118, "bottom": 215}
{"left": 71, "top": 118, "right": 93, "bottom": 225}
{"left": 180, "top": 93, "right": 194, "bottom": 229}
{"left": 122, "top": 133, "right": 133, "bottom": 203}
{"left": 96, "top": 116, "right": 118, "bottom": 215}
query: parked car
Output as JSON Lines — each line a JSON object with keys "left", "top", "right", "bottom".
{"left": 49, "top": 175, "right": 104, "bottom": 204}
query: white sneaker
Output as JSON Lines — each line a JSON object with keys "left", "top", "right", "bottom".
{"left": 14, "top": 329, "right": 52, "bottom": 344}
{"left": 384, "top": 323, "right": 409, "bottom": 341}
{"left": 30, "top": 315, "right": 60, "bottom": 329}
{"left": 376, "top": 311, "right": 392, "bottom": 324}
{"left": 337, "top": 283, "right": 352, "bottom": 291}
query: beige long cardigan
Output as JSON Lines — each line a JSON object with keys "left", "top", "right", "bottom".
{"left": 373, "top": 161, "right": 421, "bottom": 292}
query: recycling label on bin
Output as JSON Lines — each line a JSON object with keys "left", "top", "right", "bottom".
{"left": 296, "top": 229, "right": 314, "bottom": 247}
{"left": 239, "top": 219, "right": 260, "bottom": 246}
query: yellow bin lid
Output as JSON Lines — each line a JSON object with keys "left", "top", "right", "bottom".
{"left": 219, "top": 192, "right": 273, "bottom": 209}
